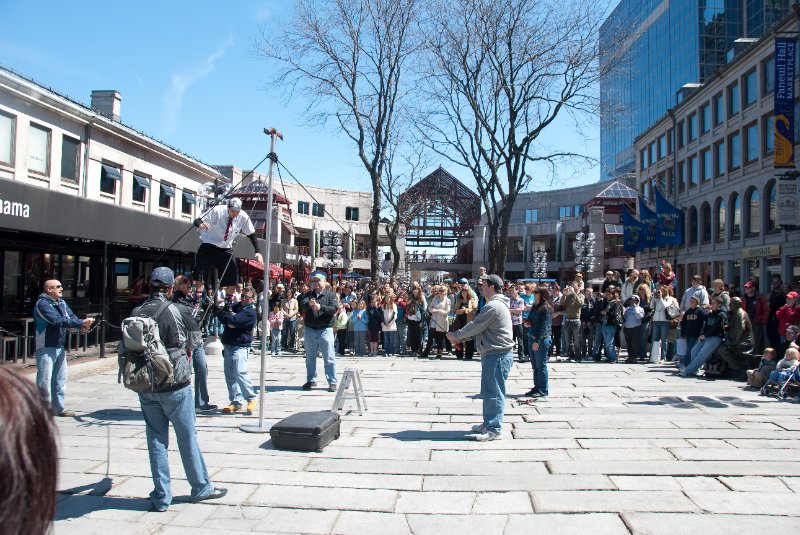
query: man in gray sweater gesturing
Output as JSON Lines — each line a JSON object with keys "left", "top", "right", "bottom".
{"left": 447, "top": 274, "right": 514, "bottom": 441}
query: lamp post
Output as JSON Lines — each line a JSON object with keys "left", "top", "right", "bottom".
{"left": 573, "top": 231, "right": 597, "bottom": 275}
{"left": 531, "top": 247, "right": 548, "bottom": 280}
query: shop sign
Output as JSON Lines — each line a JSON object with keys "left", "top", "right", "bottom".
{"left": 742, "top": 244, "right": 781, "bottom": 258}
{"left": 0, "top": 193, "right": 31, "bottom": 218}
{"left": 777, "top": 179, "right": 798, "bottom": 226}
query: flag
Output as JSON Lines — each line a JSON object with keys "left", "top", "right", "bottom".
{"left": 638, "top": 195, "right": 657, "bottom": 249}
{"left": 655, "top": 188, "right": 684, "bottom": 245}
{"left": 775, "top": 37, "right": 796, "bottom": 168}
{"left": 622, "top": 205, "right": 644, "bottom": 253}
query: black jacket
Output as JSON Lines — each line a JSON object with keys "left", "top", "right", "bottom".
{"left": 218, "top": 302, "right": 257, "bottom": 347}
{"left": 680, "top": 306, "right": 707, "bottom": 338}
{"left": 700, "top": 309, "right": 728, "bottom": 339}
{"left": 133, "top": 293, "right": 193, "bottom": 391}
{"left": 298, "top": 289, "right": 339, "bottom": 329}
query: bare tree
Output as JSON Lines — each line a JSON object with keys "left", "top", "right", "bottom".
{"left": 419, "top": 0, "right": 608, "bottom": 276}
{"left": 257, "top": 0, "right": 419, "bottom": 279}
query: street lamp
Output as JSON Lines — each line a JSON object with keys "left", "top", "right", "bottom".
{"left": 573, "top": 232, "right": 597, "bottom": 274}
{"left": 531, "top": 247, "right": 548, "bottom": 280}
{"left": 321, "top": 230, "right": 343, "bottom": 270}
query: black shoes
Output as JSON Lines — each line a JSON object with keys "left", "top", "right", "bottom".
{"left": 197, "top": 404, "right": 218, "bottom": 412}
{"left": 192, "top": 487, "right": 228, "bottom": 503}
{"left": 328, "top": 384, "right": 337, "bottom": 392}
{"left": 302, "top": 381, "right": 317, "bottom": 390}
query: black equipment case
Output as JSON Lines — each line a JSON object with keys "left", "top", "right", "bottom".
{"left": 269, "top": 410, "right": 341, "bottom": 452}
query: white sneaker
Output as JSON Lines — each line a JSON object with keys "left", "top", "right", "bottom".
{"left": 471, "top": 424, "right": 486, "bottom": 433}
{"left": 474, "top": 431, "right": 502, "bottom": 442}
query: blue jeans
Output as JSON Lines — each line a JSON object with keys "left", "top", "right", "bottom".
{"left": 222, "top": 344, "right": 256, "bottom": 406}
{"left": 601, "top": 325, "right": 618, "bottom": 362}
{"left": 139, "top": 386, "right": 214, "bottom": 510}
{"left": 305, "top": 326, "right": 337, "bottom": 385}
{"left": 481, "top": 351, "right": 514, "bottom": 434}
{"left": 192, "top": 345, "right": 210, "bottom": 408}
{"left": 282, "top": 319, "right": 297, "bottom": 349}
{"left": 683, "top": 336, "right": 699, "bottom": 367}
{"left": 682, "top": 336, "right": 723, "bottom": 376}
{"left": 36, "top": 346, "right": 67, "bottom": 414}
{"left": 651, "top": 321, "right": 670, "bottom": 361}
{"left": 383, "top": 331, "right": 397, "bottom": 355}
{"left": 531, "top": 337, "right": 552, "bottom": 395}
{"left": 591, "top": 325, "right": 604, "bottom": 357}
{"left": 271, "top": 328, "right": 281, "bottom": 353}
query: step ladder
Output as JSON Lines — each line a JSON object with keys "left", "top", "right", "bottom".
{"left": 332, "top": 368, "right": 367, "bottom": 415}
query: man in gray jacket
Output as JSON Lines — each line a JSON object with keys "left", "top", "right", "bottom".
{"left": 447, "top": 274, "right": 514, "bottom": 441}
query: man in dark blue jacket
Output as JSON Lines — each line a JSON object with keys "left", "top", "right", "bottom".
{"left": 217, "top": 286, "right": 258, "bottom": 413}
{"left": 33, "top": 279, "right": 94, "bottom": 417}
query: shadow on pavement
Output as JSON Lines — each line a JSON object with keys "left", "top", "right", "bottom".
{"left": 56, "top": 493, "right": 148, "bottom": 521}
{"left": 59, "top": 476, "right": 114, "bottom": 497}
{"left": 76, "top": 408, "right": 143, "bottom": 424}
{"left": 628, "top": 395, "right": 761, "bottom": 408}
{"left": 377, "top": 430, "right": 471, "bottom": 441}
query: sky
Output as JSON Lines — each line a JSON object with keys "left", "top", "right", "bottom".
{"left": 0, "top": 0, "right": 601, "bottom": 194}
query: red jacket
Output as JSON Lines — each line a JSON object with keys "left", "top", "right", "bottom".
{"left": 775, "top": 304, "right": 800, "bottom": 337}
{"left": 742, "top": 294, "right": 769, "bottom": 324}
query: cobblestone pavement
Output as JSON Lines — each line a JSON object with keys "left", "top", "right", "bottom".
{"left": 52, "top": 349, "right": 800, "bottom": 534}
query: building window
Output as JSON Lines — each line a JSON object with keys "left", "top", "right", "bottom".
{"left": 677, "top": 121, "right": 685, "bottom": 148}
{"left": 100, "top": 163, "right": 120, "bottom": 195}
{"left": 640, "top": 148, "right": 648, "bottom": 170}
{"left": 701, "top": 104, "right": 711, "bottom": 134}
{"left": 678, "top": 160, "right": 686, "bottom": 193}
{"left": 714, "top": 142, "right": 725, "bottom": 176}
{"left": 159, "top": 183, "right": 174, "bottom": 209}
{"left": 667, "top": 128, "right": 674, "bottom": 154}
{"left": 731, "top": 193, "right": 741, "bottom": 240}
{"left": 764, "top": 115, "right": 774, "bottom": 155}
{"left": 312, "top": 202, "right": 325, "bottom": 217}
{"left": 746, "top": 187, "right": 760, "bottom": 237}
{"left": 728, "top": 83, "right": 740, "bottom": 117}
{"left": 688, "top": 207, "right": 698, "bottom": 245}
{"left": 132, "top": 173, "right": 149, "bottom": 203}
{"left": 28, "top": 123, "right": 50, "bottom": 175}
{"left": 687, "top": 114, "right": 698, "bottom": 141}
{"left": 658, "top": 135, "right": 666, "bottom": 159}
{"left": 701, "top": 202, "right": 711, "bottom": 244}
{"left": 766, "top": 180, "right": 778, "bottom": 232}
{"left": 715, "top": 198, "right": 726, "bottom": 243}
{"left": 745, "top": 123, "right": 759, "bottom": 163}
{"left": 642, "top": 181, "right": 650, "bottom": 201}
{"left": 729, "top": 133, "right": 742, "bottom": 170}
{"left": 688, "top": 155, "right": 698, "bottom": 187}
{"left": 297, "top": 200, "right": 309, "bottom": 215}
{"left": 181, "top": 191, "right": 195, "bottom": 215}
{"left": 345, "top": 206, "right": 359, "bottom": 221}
{"left": 701, "top": 149, "right": 712, "bottom": 182}
{"left": 713, "top": 93, "right": 724, "bottom": 126}
{"left": 0, "top": 111, "right": 15, "bottom": 165}
{"left": 763, "top": 56, "right": 775, "bottom": 96}
{"left": 525, "top": 209, "right": 538, "bottom": 223}
{"left": 574, "top": 204, "right": 582, "bottom": 215}
{"left": 744, "top": 69, "right": 757, "bottom": 107}
{"left": 649, "top": 142, "right": 656, "bottom": 164}
{"left": 60, "top": 135, "right": 80, "bottom": 182}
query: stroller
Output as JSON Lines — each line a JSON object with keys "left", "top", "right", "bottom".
{"left": 760, "top": 366, "right": 800, "bottom": 400}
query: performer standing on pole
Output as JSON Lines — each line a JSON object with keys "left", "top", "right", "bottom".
{"left": 192, "top": 197, "right": 263, "bottom": 298}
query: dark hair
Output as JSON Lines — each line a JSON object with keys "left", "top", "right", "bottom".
{"left": 0, "top": 368, "right": 58, "bottom": 535}
{"left": 534, "top": 287, "right": 552, "bottom": 310}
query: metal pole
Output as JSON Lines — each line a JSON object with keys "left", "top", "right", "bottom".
{"left": 241, "top": 128, "right": 280, "bottom": 434}
{"left": 100, "top": 241, "right": 108, "bottom": 358}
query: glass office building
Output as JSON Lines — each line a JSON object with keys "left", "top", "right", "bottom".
{"left": 599, "top": 0, "right": 790, "bottom": 182}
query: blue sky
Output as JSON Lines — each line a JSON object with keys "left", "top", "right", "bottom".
{"left": 0, "top": 1, "right": 600, "bottom": 193}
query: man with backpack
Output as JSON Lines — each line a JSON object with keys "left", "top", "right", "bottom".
{"left": 122, "top": 267, "right": 226, "bottom": 512}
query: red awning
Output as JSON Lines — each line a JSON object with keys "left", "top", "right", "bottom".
{"left": 240, "top": 258, "right": 264, "bottom": 277}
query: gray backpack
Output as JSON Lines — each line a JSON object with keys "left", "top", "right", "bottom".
{"left": 118, "top": 300, "right": 187, "bottom": 392}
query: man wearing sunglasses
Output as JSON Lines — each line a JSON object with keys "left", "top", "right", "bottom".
{"left": 33, "top": 279, "right": 94, "bottom": 417}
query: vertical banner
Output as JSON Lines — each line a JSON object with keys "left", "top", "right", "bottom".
{"left": 774, "top": 37, "right": 796, "bottom": 168}
{"left": 555, "top": 221, "right": 563, "bottom": 262}
{"left": 777, "top": 178, "right": 799, "bottom": 226}
{"left": 655, "top": 188, "right": 684, "bottom": 245}
{"left": 622, "top": 205, "right": 644, "bottom": 253}
{"left": 638, "top": 195, "right": 657, "bottom": 249}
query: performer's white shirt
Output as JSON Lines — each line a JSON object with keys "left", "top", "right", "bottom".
{"left": 199, "top": 204, "right": 256, "bottom": 249}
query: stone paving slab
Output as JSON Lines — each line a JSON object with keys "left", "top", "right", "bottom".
{"left": 48, "top": 350, "right": 800, "bottom": 533}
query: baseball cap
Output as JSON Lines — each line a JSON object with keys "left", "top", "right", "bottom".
{"left": 312, "top": 274, "right": 326, "bottom": 281}
{"left": 788, "top": 291, "right": 799, "bottom": 299}
{"left": 150, "top": 266, "right": 175, "bottom": 286}
{"left": 744, "top": 281, "right": 755, "bottom": 288}
{"left": 276, "top": 283, "right": 285, "bottom": 289}
{"left": 227, "top": 198, "right": 242, "bottom": 212}
{"left": 458, "top": 278, "right": 468, "bottom": 284}
{"left": 479, "top": 274, "right": 503, "bottom": 290}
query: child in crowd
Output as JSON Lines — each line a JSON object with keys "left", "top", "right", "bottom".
{"left": 268, "top": 304, "right": 284, "bottom": 355}
{"left": 764, "top": 347, "right": 800, "bottom": 390}
{"left": 333, "top": 303, "right": 350, "bottom": 356}
{"left": 747, "top": 347, "right": 777, "bottom": 389}
{"left": 350, "top": 300, "right": 369, "bottom": 356}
